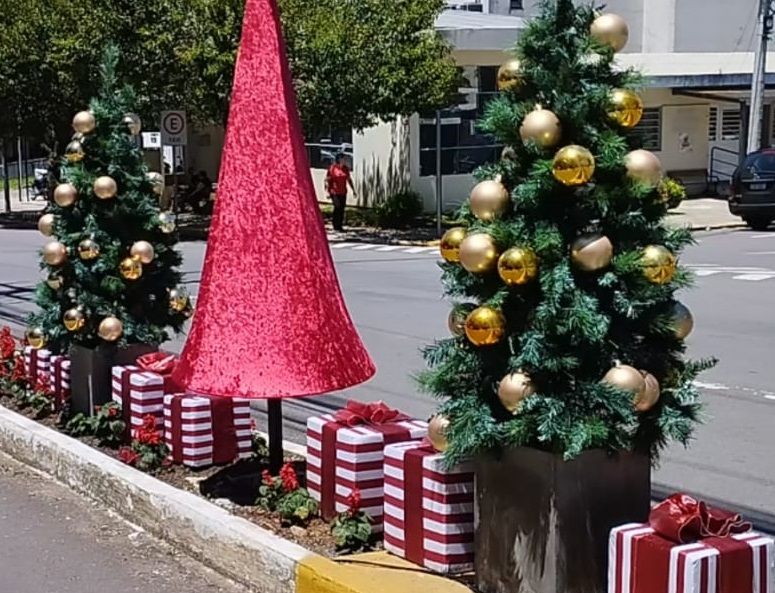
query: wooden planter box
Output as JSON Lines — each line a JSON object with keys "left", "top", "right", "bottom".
{"left": 475, "top": 447, "right": 650, "bottom": 593}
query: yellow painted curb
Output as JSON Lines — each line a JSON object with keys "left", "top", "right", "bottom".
{"left": 297, "top": 551, "right": 472, "bottom": 593}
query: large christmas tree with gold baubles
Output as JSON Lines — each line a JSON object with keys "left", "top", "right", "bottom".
{"left": 421, "top": 0, "right": 714, "bottom": 464}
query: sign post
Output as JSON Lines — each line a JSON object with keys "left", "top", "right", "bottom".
{"left": 160, "top": 111, "right": 187, "bottom": 212}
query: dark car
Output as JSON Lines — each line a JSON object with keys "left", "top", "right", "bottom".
{"left": 729, "top": 148, "right": 775, "bottom": 230}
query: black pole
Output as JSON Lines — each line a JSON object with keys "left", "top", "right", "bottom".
{"left": 267, "top": 399, "right": 283, "bottom": 474}
{"left": 1, "top": 139, "right": 10, "bottom": 213}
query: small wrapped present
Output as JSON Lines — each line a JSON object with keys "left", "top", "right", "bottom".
{"left": 24, "top": 346, "right": 51, "bottom": 386}
{"left": 383, "top": 441, "right": 474, "bottom": 574}
{"left": 163, "top": 393, "right": 252, "bottom": 468}
{"left": 306, "top": 400, "right": 427, "bottom": 525}
{"left": 111, "top": 365, "right": 165, "bottom": 433}
{"left": 49, "top": 354, "right": 71, "bottom": 411}
{"left": 609, "top": 494, "right": 774, "bottom": 593}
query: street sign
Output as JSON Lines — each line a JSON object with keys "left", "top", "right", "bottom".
{"left": 160, "top": 111, "right": 187, "bottom": 146}
{"left": 141, "top": 132, "right": 161, "bottom": 149}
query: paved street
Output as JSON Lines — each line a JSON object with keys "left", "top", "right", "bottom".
{"left": 0, "top": 226, "right": 773, "bottom": 522}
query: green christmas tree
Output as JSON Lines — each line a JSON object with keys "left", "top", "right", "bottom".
{"left": 27, "top": 48, "right": 190, "bottom": 354}
{"left": 420, "top": 0, "right": 714, "bottom": 465}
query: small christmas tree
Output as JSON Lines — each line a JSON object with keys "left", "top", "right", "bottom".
{"left": 421, "top": 0, "right": 714, "bottom": 465}
{"left": 27, "top": 47, "right": 190, "bottom": 354}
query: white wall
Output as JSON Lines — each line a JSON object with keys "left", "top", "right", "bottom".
{"left": 674, "top": 0, "right": 757, "bottom": 53}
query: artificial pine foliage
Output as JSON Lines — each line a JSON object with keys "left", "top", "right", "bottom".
{"left": 28, "top": 47, "right": 188, "bottom": 353}
{"left": 419, "top": 0, "right": 714, "bottom": 465}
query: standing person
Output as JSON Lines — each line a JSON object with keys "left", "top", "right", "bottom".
{"left": 325, "top": 152, "right": 355, "bottom": 232}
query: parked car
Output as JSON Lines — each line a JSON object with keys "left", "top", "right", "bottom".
{"left": 729, "top": 148, "right": 775, "bottom": 230}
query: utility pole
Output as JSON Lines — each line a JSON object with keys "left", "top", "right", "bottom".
{"left": 747, "top": 0, "right": 774, "bottom": 154}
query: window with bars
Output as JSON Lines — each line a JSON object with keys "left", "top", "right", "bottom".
{"left": 721, "top": 109, "right": 741, "bottom": 141}
{"left": 635, "top": 108, "right": 662, "bottom": 151}
{"left": 708, "top": 107, "right": 718, "bottom": 142}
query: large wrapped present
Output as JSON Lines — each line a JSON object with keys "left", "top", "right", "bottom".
{"left": 306, "top": 400, "right": 427, "bottom": 525}
{"left": 609, "top": 494, "right": 774, "bottom": 593}
{"left": 383, "top": 440, "right": 474, "bottom": 574}
{"left": 24, "top": 346, "right": 51, "bottom": 386}
{"left": 112, "top": 365, "right": 165, "bottom": 433}
{"left": 49, "top": 354, "right": 71, "bottom": 411}
{"left": 163, "top": 393, "right": 252, "bottom": 468}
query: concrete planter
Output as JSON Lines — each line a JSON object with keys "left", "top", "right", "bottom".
{"left": 475, "top": 447, "right": 650, "bottom": 593}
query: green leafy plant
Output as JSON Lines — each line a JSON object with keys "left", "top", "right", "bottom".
{"left": 65, "top": 401, "right": 125, "bottom": 448}
{"left": 250, "top": 421, "right": 269, "bottom": 461}
{"left": 118, "top": 414, "right": 168, "bottom": 472}
{"left": 331, "top": 488, "right": 373, "bottom": 553}
{"left": 257, "top": 463, "right": 319, "bottom": 526}
{"left": 375, "top": 190, "right": 424, "bottom": 228}
{"left": 659, "top": 177, "right": 687, "bottom": 210}
{"left": 277, "top": 488, "right": 319, "bottom": 526}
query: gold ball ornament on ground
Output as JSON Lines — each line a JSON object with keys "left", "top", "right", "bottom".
{"left": 25, "top": 327, "right": 46, "bottom": 349}
{"left": 671, "top": 302, "right": 694, "bottom": 340}
{"left": 42, "top": 241, "right": 68, "bottom": 266}
{"left": 123, "top": 113, "right": 142, "bottom": 136}
{"left": 497, "top": 59, "right": 523, "bottom": 92}
{"left": 130, "top": 241, "right": 155, "bottom": 265}
{"left": 169, "top": 286, "right": 190, "bottom": 313}
{"left": 590, "top": 13, "right": 629, "bottom": 52}
{"left": 603, "top": 364, "right": 646, "bottom": 397}
{"left": 625, "top": 149, "right": 662, "bottom": 187}
{"left": 459, "top": 233, "right": 499, "bottom": 274}
{"left": 46, "top": 273, "right": 64, "bottom": 290}
{"left": 520, "top": 107, "right": 562, "bottom": 149}
{"left": 635, "top": 372, "right": 661, "bottom": 412}
{"left": 440, "top": 227, "right": 467, "bottom": 263}
{"left": 65, "top": 141, "right": 85, "bottom": 163}
{"left": 498, "top": 247, "right": 538, "bottom": 286}
{"left": 641, "top": 245, "right": 677, "bottom": 285}
{"left": 63, "top": 308, "right": 86, "bottom": 332}
{"left": 570, "top": 234, "right": 614, "bottom": 272}
{"left": 609, "top": 89, "right": 643, "bottom": 128}
{"left": 470, "top": 180, "right": 510, "bottom": 221}
{"left": 77, "top": 238, "right": 100, "bottom": 261}
{"left": 98, "top": 317, "right": 123, "bottom": 342}
{"left": 552, "top": 145, "right": 595, "bottom": 186}
{"left": 93, "top": 176, "right": 118, "bottom": 200}
{"left": 38, "top": 214, "right": 56, "bottom": 236}
{"left": 158, "top": 212, "right": 176, "bottom": 234}
{"left": 147, "top": 172, "right": 164, "bottom": 196}
{"left": 464, "top": 306, "right": 506, "bottom": 347}
{"left": 54, "top": 183, "right": 78, "bottom": 207}
{"left": 498, "top": 371, "right": 536, "bottom": 414}
{"left": 428, "top": 415, "right": 450, "bottom": 453}
{"left": 72, "top": 111, "right": 96, "bottom": 135}
{"left": 119, "top": 257, "right": 143, "bottom": 281}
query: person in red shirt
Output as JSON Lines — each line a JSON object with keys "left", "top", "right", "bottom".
{"left": 325, "top": 152, "right": 355, "bottom": 231}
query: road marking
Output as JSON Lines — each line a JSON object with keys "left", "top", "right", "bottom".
{"left": 746, "top": 251, "right": 775, "bottom": 255}
{"left": 693, "top": 381, "right": 728, "bottom": 391}
{"left": 749, "top": 234, "right": 775, "bottom": 239}
{"left": 765, "top": 395, "right": 775, "bottom": 401}
{"left": 375, "top": 246, "right": 403, "bottom": 252}
{"left": 732, "top": 273, "right": 775, "bottom": 281}
{"left": 330, "top": 243, "right": 356, "bottom": 249}
{"left": 694, "top": 270, "right": 722, "bottom": 277}
{"left": 404, "top": 246, "right": 435, "bottom": 254}
{"left": 352, "top": 244, "right": 378, "bottom": 250}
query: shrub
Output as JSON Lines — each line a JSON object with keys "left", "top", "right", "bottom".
{"left": 659, "top": 177, "right": 687, "bottom": 209}
{"left": 375, "top": 190, "right": 423, "bottom": 228}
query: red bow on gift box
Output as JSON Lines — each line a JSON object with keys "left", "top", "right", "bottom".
{"left": 333, "top": 400, "right": 409, "bottom": 426}
{"left": 137, "top": 352, "right": 180, "bottom": 393}
{"left": 649, "top": 493, "right": 752, "bottom": 544}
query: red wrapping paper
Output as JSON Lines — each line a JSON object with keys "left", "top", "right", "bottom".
{"left": 49, "top": 355, "right": 71, "bottom": 411}
{"left": 24, "top": 346, "right": 50, "bottom": 386}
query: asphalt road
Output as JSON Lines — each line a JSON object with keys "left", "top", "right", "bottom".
{"left": 0, "top": 227, "right": 773, "bottom": 523}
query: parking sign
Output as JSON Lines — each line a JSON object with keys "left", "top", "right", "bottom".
{"left": 161, "top": 111, "right": 187, "bottom": 146}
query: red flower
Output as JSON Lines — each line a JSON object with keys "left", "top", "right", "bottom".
{"left": 279, "top": 462, "right": 299, "bottom": 492}
{"left": 134, "top": 415, "right": 162, "bottom": 446}
{"left": 141, "top": 414, "right": 156, "bottom": 431}
{"left": 0, "top": 327, "right": 15, "bottom": 360}
{"left": 35, "top": 373, "right": 53, "bottom": 397}
{"left": 118, "top": 447, "right": 140, "bottom": 466}
{"left": 10, "top": 356, "right": 26, "bottom": 383}
{"left": 250, "top": 418, "right": 257, "bottom": 432}
{"left": 261, "top": 469, "right": 274, "bottom": 487}
{"left": 346, "top": 488, "right": 362, "bottom": 517}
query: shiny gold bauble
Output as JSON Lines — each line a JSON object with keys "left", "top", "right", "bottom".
{"left": 440, "top": 227, "right": 467, "bottom": 263}
{"left": 42, "top": 241, "right": 68, "bottom": 266}
{"left": 54, "top": 183, "right": 78, "bottom": 207}
{"left": 464, "top": 306, "right": 506, "bottom": 347}
{"left": 169, "top": 286, "right": 190, "bottom": 313}
{"left": 671, "top": 302, "right": 694, "bottom": 340}
{"left": 147, "top": 172, "right": 164, "bottom": 196}
{"left": 635, "top": 372, "right": 660, "bottom": 412}
{"left": 65, "top": 141, "right": 85, "bottom": 163}
{"left": 497, "top": 59, "right": 523, "bottom": 92}
{"left": 72, "top": 111, "right": 96, "bottom": 134}
{"left": 552, "top": 145, "right": 595, "bottom": 186}
{"left": 590, "top": 13, "right": 629, "bottom": 52}
{"left": 428, "top": 415, "right": 450, "bottom": 453}
{"left": 93, "top": 176, "right": 118, "bottom": 200}
{"left": 123, "top": 113, "right": 142, "bottom": 136}
{"left": 25, "top": 327, "right": 46, "bottom": 349}
{"left": 98, "top": 317, "right": 123, "bottom": 342}
{"left": 641, "top": 245, "right": 677, "bottom": 285}
{"left": 448, "top": 304, "right": 475, "bottom": 337}
{"left": 625, "top": 149, "right": 662, "bottom": 187}
{"left": 603, "top": 364, "right": 646, "bottom": 397}
{"left": 498, "top": 247, "right": 538, "bottom": 286}
{"left": 130, "top": 240, "right": 155, "bottom": 265}
{"left": 498, "top": 371, "right": 536, "bottom": 414}
{"left": 46, "top": 272, "right": 64, "bottom": 290}
{"left": 470, "top": 180, "right": 510, "bottom": 221}
{"left": 459, "top": 233, "right": 499, "bottom": 274}
{"left": 119, "top": 257, "right": 143, "bottom": 281}
{"left": 38, "top": 213, "right": 56, "bottom": 237}
{"left": 158, "top": 211, "right": 176, "bottom": 234}
{"left": 609, "top": 89, "right": 644, "bottom": 128}
{"left": 520, "top": 107, "right": 562, "bottom": 149}
{"left": 63, "top": 308, "right": 86, "bottom": 332}
{"left": 570, "top": 234, "right": 613, "bottom": 272}
{"left": 77, "top": 238, "right": 100, "bottom": 261}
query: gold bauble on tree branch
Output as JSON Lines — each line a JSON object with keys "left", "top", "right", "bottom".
{"left": 498, "top": 247, "right": 538, "bottom": 286}
{"left": 641, "top": 245, "right": 677, "bottom": 285}
{"left": 609, "top": 89, "right": 643, "bottom": 128}
{"left": 72, "top": 111, "right": 96, "bottom": 135}
{"left": 498, "top": 371, "right": 536, "bottom": 414}
{"left": 470, "top": 180, "right": 509, "bottom": 221}
{"left": 46, "top": 273, "right": 64, "bottom": 290}
{"left": 448, "top": 304, "right": 475, "bottom": 337}
{"left": 671, "top": 302, "right": 694, "bottom": 340}
{"left": 169, "top": 286, "right": 190, "bottom": 313}
{"left": 78, "top": 238, "right": 100, "bottom": 261}
{"left": 93, "top": 176, "right": 118, "bottom": 200}
{"left": 54, "top": 183, "right": 78, "bottom": 208}
{"left": 98, "top": 317, "right": 123, "bottom": 342}
{"left": 590, "top": 13, "right": 629, "bottom": 52}
{"left": 552, "top": 145, "right": 595, "bottom": 186}
{"left": 440, "top": 227, "right": 467, "bottom": 263}
{"left": 497, "top": 59, "right": 523, "bottom": 92}
{"left": 42, "top": 241, "right": 68, "bottom": 266}
{"left": 602, "top": 363, "right": 646, "bottom": 397}
{"left": 130, "top": 241, "right": 155, "bottom": 265}
{"left": 65, "top": 141, "right": 85, "bottom": 163}
{"left": 465, "top": 306, "right": 506, "bottom": 347}
{"left": 158, "top": 212, "right": 176, "bottom": 234}
{"left": 38, "top": 214, "right": 56, "bottom": 237}
{"left": 123, "top": 113, "right": 142, "bottom": 136}
{"left": 625, "top": 149, "right": 662, "bottom": 187}
{"left": 520, "top": 106, "right": 562, "bottom": 149}
{"left": 63, "top": 308, "right": 86, "bottom": 332}
{"left": 459, "top": 233, "right": 499, "bottom": 274}
{"left": 119, "top": 257, "right": 143, "bottom": 281}
{"left": 635, "top": 372, "right": 661, "bottom": 412}
{"left": 25, "top": 327, "right": 46, "bottom": 349}
{"left": 570, "top": 234, "right": 613, "bottom": 272}
{"left": 428, "top": 415, "right": 450, "bottom": 452}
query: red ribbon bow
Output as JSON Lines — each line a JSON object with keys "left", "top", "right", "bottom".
{"left": 649, "top": 493, "right": 751, "bottom": 544}
{"left": 333, "top": 400, "right": 409, "bottom": 426}
{"left": 137, "top": 352, "right": 177, "bottom": 376}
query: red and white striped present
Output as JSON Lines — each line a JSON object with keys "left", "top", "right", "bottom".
{"left": 382, "top": 441, "right": 474, "bottom": 574}
{"left": 306, "top": 400, "right": 427, "bottom": 525}
{"left": 49, "top": 355, "right": 71, "bottom": 411}
{"left": 111, "top": 365, "right": 165, "bottom": 431}
{"left": 24, "top": 346, "right": 51, "bottom": 385}
{"left": 163, "top": 393, "right": 252, "bottom": 468}
{"left": 609, "top": 523, "right": 774, "bottom": 593}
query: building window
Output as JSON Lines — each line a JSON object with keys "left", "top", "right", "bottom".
{"left": 305, "top": 128, "right": 353, "bottom": 169}
{"left": 708, "top": 107, "right": 718, "bottom": 142}
{"left": 634, "top": 108, "right": 662, "bottom": 152}
{"left": 510, "top": 0, "right": 523, "bottom": 9}
{"left": 721, "top": 109, "right": 741, "bottom": 141}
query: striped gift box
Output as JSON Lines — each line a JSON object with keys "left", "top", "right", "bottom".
{"left": 49, "top": 355, "right": 71, "bottom": 411}
{"left": 24, "top": 346, "right": 51, "bottom": 386}
{"left": 163, "top": 393, "right": 252, "bottom": 468}
{"left": 382, "top": 441, "right": 474, "bottom": 574}
{"left": 111, "top": 365, "right": 165, "bottom": 431}
{"left": 306, "top": 409, "right": 427, "bottom": 527}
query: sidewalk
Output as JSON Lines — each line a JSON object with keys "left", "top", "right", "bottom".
{"left": 664, "top": 197, "right": 742, "bottom": 231}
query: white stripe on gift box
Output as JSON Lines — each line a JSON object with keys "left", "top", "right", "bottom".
{"left": 335, "top": 483, "right": 383, "bottom": 501}
{"left": 425, "top": 559, "right": 474, "bottom": 575}
{"left": 307, "top": 453, "right": 322, "bottom": 469}
{"left": 384, "top": 512, "right": 474, "bottom": 572}
{"left": 307, "top": 436, "right": 321, "bottom": 452}
{"left": 335, "top": 500, "right": 383, "bottom": 518}
{"left": 307, "top": 470, "right": 321, "bottom": 486}
{"left": 384, "top": 501, "right": 403, "bottom": 521}
{"left": 336, "top": 466, "right": 384, "bottom": 482}
{"left": 608, "top": 524, "right": 653, "bottom": 593}
{"left": 130, "top": 372, "right": 163, "bottom": 386}
{"left": 424, "top": 517, "right": 474, "bottom": 536}
{"left": 424, "top": 539, "right": 473, "bottom": 556}
{"left": 130, "top": 402, "right": 164, "bottom": 413}
{"left": 386, "top": 465, "right": 474, "bottom": 498}
{"left": 385, "top": 483, "right": 405, "bottom": 504}
{"left": 307, "top": 414, "right": 334, "bottom": 433}
{"left": 668, "top": 542, "right": 708, "bottom": 593}
{"left": 336, "top": 449, "right": 385, "bottom": 464}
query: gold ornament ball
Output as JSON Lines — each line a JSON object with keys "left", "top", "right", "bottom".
{"left": 123, "top": 113, "right": 142, "bottom": 136}
{"left": 520, "top": 107, "right": 562, "bottom": 149}
{"left": 130, "top": 240, "right": 155, "bottom": 265}
{"left": 635, "top": 372, "right": 661, "bottom": 412}
{"left": 498, "top": 247, "right": 538, "bottom": 286}
{"left": 158, "top": 211, "right": 176, "bottom": 234}
{"left": 98, "top": 317, "right": 123, "bottom": 342}
{"left": 26, "top": 327, "right": 46, "bottom": 349}
{"left": 603, "top": 364, "right": 646, "bottom": 397}
{"left": 465, "top": 306, "right": 506, "bottom": 347}
{"left": 570, "top": 234, "right": 614, "bottom": 272}
{"left": 63, "top": 308, "right": 86, "bottom": 332}
{"left": 147, "top": 172, "right": 164, "bottom": 196}
{"left": 591, "top": 13, "right": 629, "bottom": 52}
{"left": 119, "top": 257, "right": 143, "bottom": 281}
{"left": 497, "top": 59, "right": 523, "bottom": 92}
{"left": 93, "top": 176, "right": 118, "bottom": 200}
{"left": 552, "top": 145, "right": 595, "bottom": 186}
{"left": 65, "top": 140, "right": 85, "bottom": 163}
{"left": 78, "top": 238, "right": 100, "bottom": 261}
{"left": 671, "top": 302, "right": 694, "bottom": 340}
{"left": 169, "top": 286, "right": 190, "bottom": 313}
{"left": 42, "top": 241, "right": 68, "bottom": 266}
{"left": 54, "top": 183, "right": 78, "bottom": 208}
{"left": 459, "top": 233, "right": 499, "bottom": 274}
{"left": 38, "top": 213, "right": 56, "bottom": 237}
{"left": 609, "top": 89, "right": 644, "bottom": 128}
{"left": 46, "top": 272, "right": 64, "bottom": 290}
{"left": 428, "top": 415, "right": 450, "bottom": 453}
{"left": 641, "top": 245, "right": 677, "bottom": 285}
{"left": 498, "top": 371, "right": 536, "bottom": 414}
{"left": 440, "top": 227, "right": 467, "bottom": 263}
{"left": 625, "top": 149, "right": 662, "bottom": 187}
{"left": 72, "top": 111, "right": 96, "bottom": 135}
{"left": 470, "top": 180, "right": 510, "bottom": 221}
{"left": 448, "top": 304, "right": 475, "bottom": 337}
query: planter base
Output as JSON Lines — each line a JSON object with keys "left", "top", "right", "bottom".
{"left": 475, "top": 447, "right": 650, "bottom": 593}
